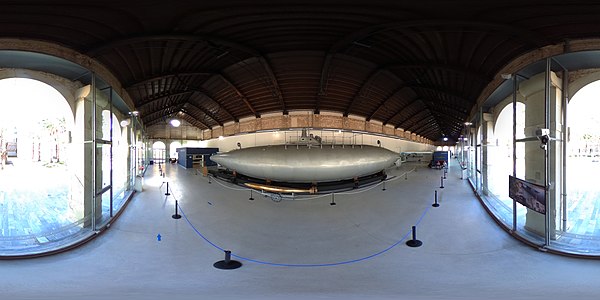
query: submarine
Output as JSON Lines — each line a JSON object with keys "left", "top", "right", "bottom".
{"left": 210, "top": 143, "right": 399, "bottom": 183}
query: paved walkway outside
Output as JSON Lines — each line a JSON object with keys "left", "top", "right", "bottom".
{"left": 0, "top": 157, "right": 133, "bottom": 256}
{"left": 0, "top": 158, "right": 88, "bottom": 255}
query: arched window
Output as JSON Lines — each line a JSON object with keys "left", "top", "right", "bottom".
{"left": 566, "top": 80, "right": 600, "bottom": 239}
{"left": 489, "top": 102, "right": 526, "bottom": 204}
{"left": 0, "top": 78, "right": 76, "bottom": 252}
{"left": 152, "top": 141, "right": 166, "bottom": 163}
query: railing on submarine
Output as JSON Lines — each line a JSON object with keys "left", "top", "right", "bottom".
{"left": 283, "top": 132, "right": 368, "bottom": 148}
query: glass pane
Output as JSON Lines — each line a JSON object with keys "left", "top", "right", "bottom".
{"left": 486, "top": 101, "right": 526, "bottom": 227}
{"left": 467, "top": 126, "right": 477, "bottom": 185}
{"left": 95, "top": 143, "right": 112, "bottom": 195}
{"left": 113, "top": 118, "right": 131, "bottom": 213}
{"left": 98, "top": 189, "right": 112, "bottom": 228}
{"left": 152, "top": 141, "right": 166, "bottom": 164}
{"left": 95, "top": 92, "right": 112, "bottom": 142}
{"left": 563, "top": 79, "right": 600, "bottom": 251}
{"left": 0, "top": 78, "right": 89, "bottom": 255}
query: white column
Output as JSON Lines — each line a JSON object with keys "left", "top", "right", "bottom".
{"left": 519, "top": 72, "right": 562, "bottom": 239}
{"left": 481, "top": 113, "right": 494, "bottom": 196}
{"left": 74, "top": 85, "right": 95, "bottom": 226}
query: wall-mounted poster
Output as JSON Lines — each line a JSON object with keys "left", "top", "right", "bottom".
{"left": 509, "top": 176, "right": 546, "bottom": 214}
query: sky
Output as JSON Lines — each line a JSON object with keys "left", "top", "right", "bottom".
{"left": 0, "top": 78, "right": 72, "bottom": 136}
{"left": 569, "top": 80, "right": 600, "bottom": 134}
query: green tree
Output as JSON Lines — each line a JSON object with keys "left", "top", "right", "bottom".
{"left": 39, "top": 117, "right": 66, "bottom": 162}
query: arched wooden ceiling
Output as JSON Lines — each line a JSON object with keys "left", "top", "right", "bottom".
{"left": 2, "top": 1, "right": 600, "bottom": 141}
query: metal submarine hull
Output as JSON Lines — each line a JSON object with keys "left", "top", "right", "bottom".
{"left": 210, "top": 144, "right": 399, "bottom": 183}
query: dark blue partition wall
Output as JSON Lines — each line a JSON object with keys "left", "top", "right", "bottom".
{"left": 177, "top": 147, "right": 219, "bottom": 168}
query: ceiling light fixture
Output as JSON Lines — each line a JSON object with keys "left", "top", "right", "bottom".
{"left": 170, "top": 119, "right": 181, "bottom": 127}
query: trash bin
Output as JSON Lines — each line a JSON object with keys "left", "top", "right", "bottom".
{"left": 134, "top": 175, "right": 144, "bottom": 192}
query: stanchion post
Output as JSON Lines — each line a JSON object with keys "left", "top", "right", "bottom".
{"left": 330, "top": 193, "right": 336, "bottom": 206}
{"left": 432, "top": 190, "right": 440, "bottom": 207}
{"left": 382, "top": 180, "right": 386, "bottom": 191}
{"left": 249, "top": 189, "right": 254, "bottom": 201}
{"left": 165, "top": 181, "right": 171, "bottom": 196}
{"left": 172, "top": 200, "right": 181, "bottom": 219}
{"left": 405, "top": 225, "right": 423, "bottom": 247}
{"left": 440, "top": 176, "right": 444, "bottom": 189}
{"left": 213, "top": 250, "right": 242, "bottom": 269}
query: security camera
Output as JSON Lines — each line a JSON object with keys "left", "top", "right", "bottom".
{"left": 535, "top": 128, "right": 549, "bottom": 137}
{"left": 535, "top": 128, "right": 550, "bottom": 149}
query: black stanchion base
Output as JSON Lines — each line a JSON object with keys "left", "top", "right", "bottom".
{"left": 440, "top": 186, "right": 444, "bottom": 189}
{"left": 213, "top": 260, "right": 242, "bottom": 270}
{"left": 249, "top": 197, "right": 254, "bottom": 200}
{"left": 406, "top": 239, "right": 423, "bottom": 247}
{"left": 330, "top": 202, "right": 336, "bottom": 206}
{"left": 172, "top": 214, "right": 181, "bottom": 219}
{"left": 432, "top": 203, "right": 440, "bottom": 207}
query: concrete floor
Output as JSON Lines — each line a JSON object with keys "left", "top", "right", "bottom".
{"left": 2, "top": 161, "right": 600, "bottom": 300}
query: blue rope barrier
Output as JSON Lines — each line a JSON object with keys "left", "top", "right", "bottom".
{"left": 178, "top": 205, "right": 226, "bottom": 252}
{"left": 178, "top": 203, "right": 431, "bottom": 267}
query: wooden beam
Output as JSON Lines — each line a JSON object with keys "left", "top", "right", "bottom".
{"left": 137, "top": 90, "right": 193, "bottom": 110}
{"left": 86, "top": 34, "right": 260, "bottom": 57}
{"left": 258, "top": 57, "right": 287, "bottom": 113}
{"left": 344, "top": 68, "right": 384, "bottom": 117}
{"left": 367, "top": 86, "right": 407, "bottom": 122}
{"left": 125, "top": 72, "right": 213, "bottom": 88}
{"left": 184, "top": 101, "right": 223, "bottom": 127}
{"left": 217, "top": 73, "right": 258, "bottom": 117}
